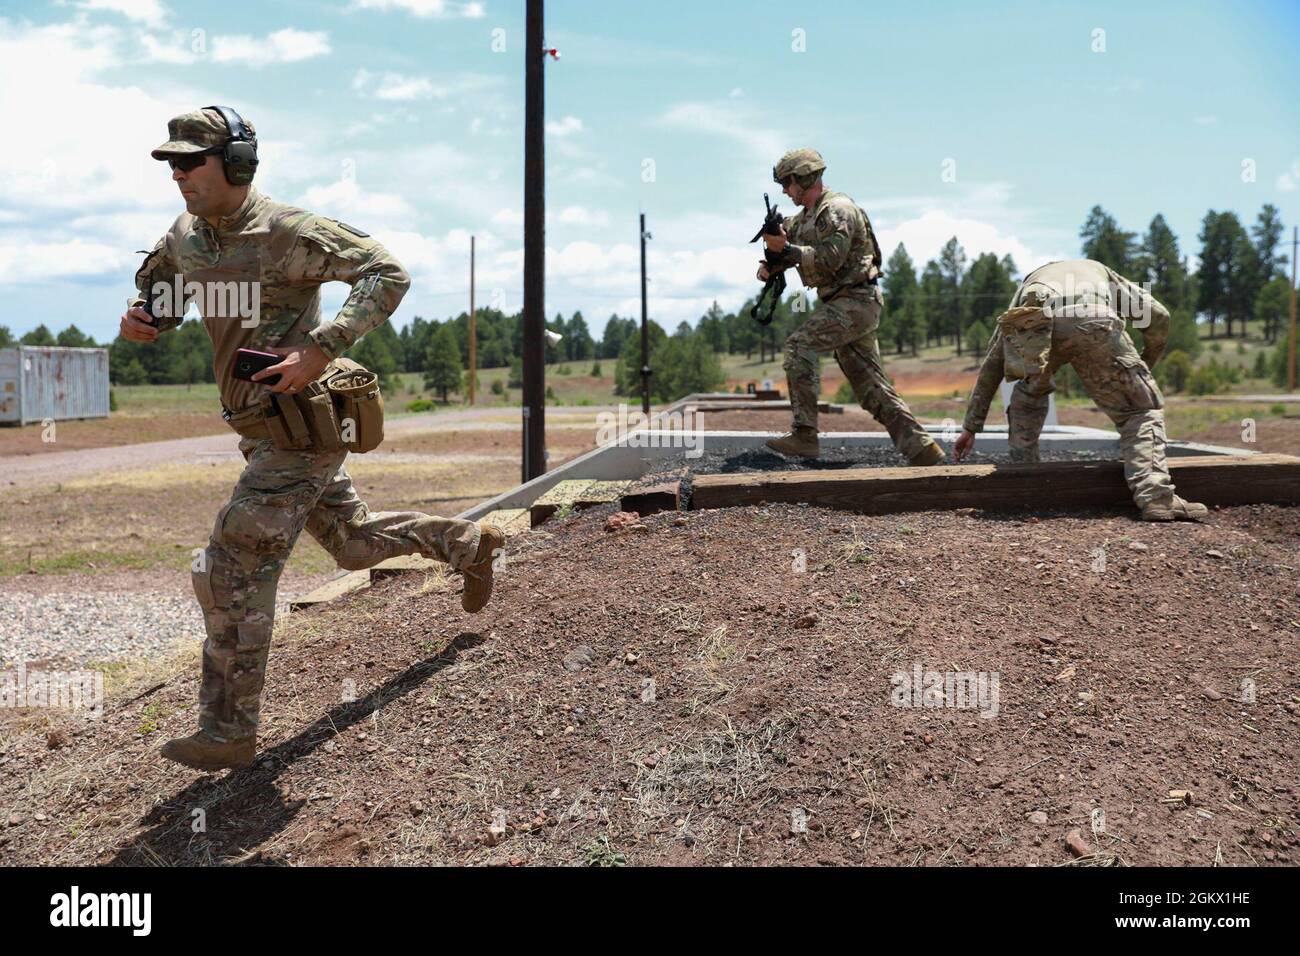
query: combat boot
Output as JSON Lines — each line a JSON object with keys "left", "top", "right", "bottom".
{"left": 1140, "top": 495, "right": 1209, "bottom": 522}
{"left": 160, "top": 731, "right": 255, "bottom": 771}
{"left": 909, "top": 442, "right": 947, "bottom": 466}
{"left": 462, "top": 522, "right": 506, "bottom": 613}
{"left": 766, "top": 426, "right": 820, "bottom": 459}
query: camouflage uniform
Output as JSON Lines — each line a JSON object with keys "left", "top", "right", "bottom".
{"left": 139, "top": 110, "right": 481, "bottom": 743}
{"left": 774, "top": 187, "right": 937, "bottom": 461}
{"left": 963, "top": 258, "right": 1178, "bottom": 508}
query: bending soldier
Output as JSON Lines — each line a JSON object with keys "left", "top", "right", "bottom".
{"left": 953, "top": 258, "right": 1208, "bottom": 522}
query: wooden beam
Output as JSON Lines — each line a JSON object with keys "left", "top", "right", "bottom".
{"left": 689, "top": 454, "right": 1300, "bottom": 515}
{"left": 529, "top": 479, "right": 632, "bottom": 527}
{"left": 621, "top": 480, "right": 681, "bottom": 517}
{"left": 289, "top": 570, "right": 370, "bottom": 611}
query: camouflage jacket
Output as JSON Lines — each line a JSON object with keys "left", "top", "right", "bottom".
{"left": 132, "top": 188, "right": 409, "bottom": 412}
{"left": 962, "top": 259, "right": 1171, "bottom": 433}
{"left": 776, "top": 189, "right": 882, "bottom": 297}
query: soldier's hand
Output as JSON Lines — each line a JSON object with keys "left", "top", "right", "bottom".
{"left": 120, "top": 306, "right": 158, "bottom": 343}
{"left": 953, "top": 429, "right": 976, "bottom": 461}
{"left": 256, "top": 344, "right": 331, "bottom": 394}
{"left": 762, "top": 225, "right": 788, "bottom": 253}
{"left": 757, "top": 262, "right": 771, "bottom": 282}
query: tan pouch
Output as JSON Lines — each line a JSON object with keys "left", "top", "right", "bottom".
{"left": 261, "top": 391, "right": 314, "bottom": 450}
{"left": 299, "top": 378, "right": 345, "bottom": 453}
{"left": 998, "top": 305, "right": 1053, "bottom": 382}
{"left": 326, "top": 358, "right": 384, "bottom": 453}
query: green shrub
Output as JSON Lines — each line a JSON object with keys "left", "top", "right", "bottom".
{"left": 406, "top": 398, "right": 435, "bottom": 412}
{"left": 1187, "top": 365, "right": 1226, "bottom": 396}
{"left": 108, "top": 387, "right": 118, "bottom": 412}
{"left": 1156, "top": 349, "right": 1193, "bottom": 393}
{"left": 490, "top": 379, "right": 504, "bottom": 395}
{"left": 834, "top": 380, "right": 856, "bottom": 404}
{"left": 590, "top": 361, "right": 603, "bottom": 377}
{"left": 1252, "top": 351, "right": 1270, "bottom": 379}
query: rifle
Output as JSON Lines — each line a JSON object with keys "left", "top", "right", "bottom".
{"left": 749, "top": 193, "right": 786, "bottom": 326}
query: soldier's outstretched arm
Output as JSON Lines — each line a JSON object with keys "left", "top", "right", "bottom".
{"left": 1138, "top": 297, "right": 1171, "bottom": 367}
{"left": 291, "top": 217, "right": 412, "bottom": 360}
{"left": 961, "top": 327, "right": 1006, "bottom": 435}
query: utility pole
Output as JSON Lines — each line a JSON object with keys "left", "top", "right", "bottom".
{"left": 522, "top": 0, "right": 546, "bottom": 481}
{"left": 1289, "top": 226, "right": 1297, "bottom": 392}
{"left": 468, "top": 234, "right": 476, "bottom": 405}
{"left": 639, "top": 212, "right": 651, "bottom": 415}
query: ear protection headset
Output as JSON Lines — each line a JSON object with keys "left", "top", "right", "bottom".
{"left": 206, "top": 105, "right": 259, "bottom": 186}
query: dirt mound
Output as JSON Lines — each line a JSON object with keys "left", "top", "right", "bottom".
{"left": 2, "top": 502, "right": 1297, "bottom": 866}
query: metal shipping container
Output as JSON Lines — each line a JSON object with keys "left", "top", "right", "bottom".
{"left": 0, "top": 346, "right": 111, "bottom": 426}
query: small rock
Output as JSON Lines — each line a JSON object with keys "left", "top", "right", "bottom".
{"left": 672, "top": 516, "right": 688, "bottom": 527}
{"left": 1127, "top": 541, "right": 1148, "bottom": 552}
{"left": 410, "top": 800, "right": 424, "bottom": 815}
{"left": 1205, "top": 549, "right": 1225, "bottom": 559}
{"left": 1065, "top": 828, "right": 1093, "bottom": 857}
{"left": 563, "top": 645, "right": 596, "bottom": 672}
{"left": 1202, "top": 687, "right": 1223, "bottom": 701}
{"left": 794, "top": 612, "right": 820, "bottom": 629}
{"left": 1027, "top": 811, "right": 1048, "bottom": 825}
{"left": 7, "top": 813, "right": 24, "bottom": 827}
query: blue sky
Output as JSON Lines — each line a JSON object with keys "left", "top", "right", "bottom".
{"left": 2, "top": 0, "right": 1298, "bottom": 344}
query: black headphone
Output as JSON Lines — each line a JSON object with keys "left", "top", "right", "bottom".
{"left": 206, "top": 105, "right": 259, "bottom": 186}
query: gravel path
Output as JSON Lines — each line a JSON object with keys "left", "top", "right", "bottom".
{"left": 0, "top": 570, "right": 339, "bottom": 669}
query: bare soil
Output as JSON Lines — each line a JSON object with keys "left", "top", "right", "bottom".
{"left": 3, "top": 499, "right": 1296, "bottom": 866}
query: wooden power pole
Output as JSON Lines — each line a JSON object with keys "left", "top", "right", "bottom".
{"left": 522, "top": 0, "right": 546, "bottom": 481}
{"left": 639, "top": 212, "right": 651, "bottom": 415}
{"left": 475, "top": 238, "right": 480, "bottom": 408}
{"left": 1289, "top": 226, "right": 1297, "bottom": 392}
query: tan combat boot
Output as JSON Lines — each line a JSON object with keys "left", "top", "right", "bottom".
{"left": 462, "top": 522, "right": 506, "bottom": 613}
{"left": 909, "top": 442, "right": 947, "bottom": 466}
{"left": 1140, "top": 495, "right": 1209, "bottom": 522}
{"left": 766, "top": 426, "right": 820, "bottom": 459}
{"left": 160, "top": 731, "right": 255, "bottom": 771}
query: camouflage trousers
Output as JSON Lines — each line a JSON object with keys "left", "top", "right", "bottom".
{"left": 192, "top": 437, "right": 481, "bottom": 742}
{"left": 1005, "top": 313, "right": 1175, "bottom": 508}
{"left": 783, "top": 288, "right": 937, "bottom": 461}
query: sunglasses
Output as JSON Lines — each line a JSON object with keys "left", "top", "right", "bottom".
{"left": 167, "top": 149, "right": 220, "bottom": 173}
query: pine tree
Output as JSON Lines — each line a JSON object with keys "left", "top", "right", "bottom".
{"left": 1079, "top": 205, "right": 1137, "bottom": 274}
{"left": 424, "top": 324, "right": 463, "bottom": 402}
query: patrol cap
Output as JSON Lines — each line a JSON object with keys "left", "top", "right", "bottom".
{"left": 151, "top": 108, "right": 256, "bottom": 159}
{"left": 773, "top": 148, "right": 826, "bottom": 183}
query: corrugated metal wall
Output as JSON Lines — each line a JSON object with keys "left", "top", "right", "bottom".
{"left": 0, "top": 346, "right": 111, "bottom": 425}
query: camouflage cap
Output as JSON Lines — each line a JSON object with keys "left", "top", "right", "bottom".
{"left": 773, "top": 148, "right": 826, "bottom": 182}
{"left": 150, "top": 108, "right": 255, "bottom": 159}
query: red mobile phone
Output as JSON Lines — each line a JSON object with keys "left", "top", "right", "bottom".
{"left": 232, "top": 348, "right": 283, "bottom": 386}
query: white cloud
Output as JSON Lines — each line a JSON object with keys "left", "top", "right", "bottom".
{"left": 0, "top": 238, "right": 133, "bottom": 283}
{"left": 76, "top": 0, "right": 168, "bottom": 28}
{"left": 211, "top": 28, "right": 331, "bottom": 65}
{"left": 1277, "top": 161, "right": 1300, "bottom": 192}
{"left": 295, "top": 178, "right": 419, "bottom": 226}
{"left": 545, "top": 116, "right": 583, "bottom": 137}
{"left": 348, "top": 0, "right": 486, "bottom": 18}
{"left": 659, "top": 100, "right": 782, "bottom": 161}
{"left": 878, "top": 210, "right": 1043, "bottom": 275}
{"left": 352, "top": 68, "right": 436, "bottom": 100}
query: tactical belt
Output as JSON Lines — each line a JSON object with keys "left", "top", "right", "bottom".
{"left": 222, "top": 403, "right": 272, "bottom": 440}
{"left": 821, "top": 277, "right": 878, "bottom": 304}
